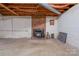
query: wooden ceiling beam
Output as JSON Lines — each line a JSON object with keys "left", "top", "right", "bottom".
{"left": 0, "top": 11, "right": 58, "bottom": 16}
{"left": 53, "top": 7, "right": 70, "bottom": 9}
{"left": 7, "top": 6, "right": 37, "bottom": 9}
{"left": 0, "top": 9, "right": 65, "bottom": 14}
{"left": 15, "top": 8, "right": 37, "bottom": 12}
{"left": 0, "top": 3, "right": 75, "bottom": 16}
{"left": 6, "top": 4, "right": 38, "bottom": 8}
{"left": 0, "top": 8, "right": 65, "bottom": 12}
{"left": 2, "top": 13, "right": 58, "bottom": 16}
{"left": 38, "top": 6, "right": 70, "bottom": 10}
{"left": 0, "top": 6, "right": 70, "bottom": 10}
{"left": 0, "top": 3, "right": 19, "bottom": 16}
{"left": 49, "top": 4, "right": 70, "bottom": 8}
{"left": 5, "top": 4, "right": 38, "bottom": 6}
{"left": 0, "top": 11, "right": 35, "bottom": 14}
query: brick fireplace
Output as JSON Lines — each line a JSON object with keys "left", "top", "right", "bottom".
{"left": 32, "top": 16, "right": 45, "bottom": 38}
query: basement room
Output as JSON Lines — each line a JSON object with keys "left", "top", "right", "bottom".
{"left": 0, "top": 3, "right": 79, "bottom": 56}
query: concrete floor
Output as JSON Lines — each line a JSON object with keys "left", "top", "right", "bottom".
{"left": 0, "top": 38, "right": 79, "bottom": 56}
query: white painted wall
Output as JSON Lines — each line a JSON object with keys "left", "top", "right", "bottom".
{"left": 46, "top": 16, "right": 58, "bottom": 38}
{"left": 0, "top": 16, "right": 32, "bottom": 38}
{"left": 58, "top": 4, "right": 79, "bottom": 48}
{"left": 0, "top": 16, "right": 58, "bottom": 39}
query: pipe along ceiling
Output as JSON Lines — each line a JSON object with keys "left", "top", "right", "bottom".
{"left": 39, "top": 3, "right": 61, "bottom": 14}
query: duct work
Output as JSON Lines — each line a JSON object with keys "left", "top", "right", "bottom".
{"left": 39, "top": 3, "right": 61, "bottom": 14}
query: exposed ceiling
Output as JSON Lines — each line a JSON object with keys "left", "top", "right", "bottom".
{"left": 0, "top": 3, "right": 75, "bottom": 16}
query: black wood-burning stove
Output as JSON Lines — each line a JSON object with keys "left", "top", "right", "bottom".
{"left": 33, "top": 29, "right": 45, "bottom": 38}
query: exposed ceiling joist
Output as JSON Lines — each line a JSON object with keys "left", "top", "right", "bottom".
{"left": 0, "top": 3, "right": 75, "bottom": 16}
{"left": 0, "top": 3, "right": 19, "bottom": 16}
